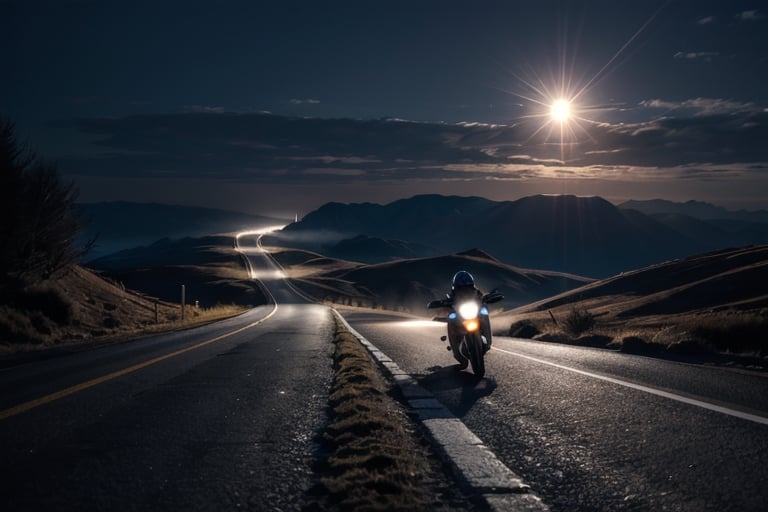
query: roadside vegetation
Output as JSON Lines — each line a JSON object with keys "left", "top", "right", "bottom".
{"left": 0, "top": 120, "right": 84, "bottom": 288}
{"left": 496, "top": 245, "right": 768, "bottom": 366}
{"left": 306, "top": 317, "right": 476, "bottom": 511}
{"left": 0, "top": 120, "right": 254, "bottom": 356}
{"left": 0, "top": 263, "right": 250, "bottom": 357}
{"left": 0, "top": 119, "right": 93, "bottom": 352}
{"left": 506, "top": 306, "right": 768, "bottom": 365}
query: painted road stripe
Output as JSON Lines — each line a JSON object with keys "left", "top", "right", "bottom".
{"left": 0, "top": 308, "right": 278, "bottom": 421}
{"left": 1, "top": 229, "right": 288, "bottom": 421}
{"left": 493, "top": 346, "right": 768, "bottom": 427}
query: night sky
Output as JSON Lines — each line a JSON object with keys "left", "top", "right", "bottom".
{"left": 3, "top": 0, "right": 767, "bottom": 216}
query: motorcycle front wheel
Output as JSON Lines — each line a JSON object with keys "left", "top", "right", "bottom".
{"left": 465, "top": 332, "right": 485, "bottom": 379}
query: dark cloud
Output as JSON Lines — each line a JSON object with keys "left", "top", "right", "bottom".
{"left": 586, "top": 107, "right": 768, "bottom": 167}
{"left": 737, "top": 10, "right": 763, "bottom": 21}
{"left": 58, "top": 103, "right": 768, "bottom": 189}
{"left": 673, "top": 51, "right": 720, "bottom": 61}
{"left": 60, "top": 113, "right": 498, "bottom": 183}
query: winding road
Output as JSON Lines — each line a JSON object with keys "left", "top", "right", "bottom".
{"left": 1, "top": 229, "right": 766, "bottom": 511}
{"left": 0, "top": 229, "right": 333, "bottom": 511}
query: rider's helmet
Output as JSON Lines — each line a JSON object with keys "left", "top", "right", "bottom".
{"left": 452, "top": 270, "right": 475, "bottom": 290}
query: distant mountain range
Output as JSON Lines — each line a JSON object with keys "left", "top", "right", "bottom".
{"left": 77, "top": 202, "right": 285, "bottom": 261}
{"left": 619, "top": 199, "right": 768, "bottom": 224}
{"left": 270, "top": 194, "right": 768, "bottom": 277}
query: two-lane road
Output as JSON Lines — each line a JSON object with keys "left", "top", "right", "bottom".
{"left": 339, "top": 309, "right": 768, "bottom": 512}
{"left": 0, "top": 230, "right": 333, "bottom": 511}
{"left": 4, "top": 231, "right": 767, "bottom": 511}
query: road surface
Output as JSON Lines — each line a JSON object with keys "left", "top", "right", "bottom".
{"left": 339, "top": 309, "right": 768, "bottom": 512}
{"left": 3, "top": 230, "right": 767, "bottom": 511}
{"left": 0, "top": 230, "right": 333, "bottom": 511}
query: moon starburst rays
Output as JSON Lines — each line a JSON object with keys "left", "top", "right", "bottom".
{"left": 501, "top": 5, "right": 668, "bottom": 163}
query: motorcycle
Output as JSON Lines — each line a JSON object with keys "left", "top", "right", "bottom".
{"left": 428, "top": 289, "right": 503, "bottom": 379}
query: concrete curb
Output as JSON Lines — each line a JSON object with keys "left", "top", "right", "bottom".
{"left": 332, "top": 309, "right": 549, "bottom": 512}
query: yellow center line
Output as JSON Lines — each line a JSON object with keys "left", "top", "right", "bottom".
{"left": 0, "top": 306, "right": 277, "bottom": 421}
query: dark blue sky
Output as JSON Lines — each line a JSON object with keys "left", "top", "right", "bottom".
{"left": 2, "top": 0, "right": 768, "bottom": 215}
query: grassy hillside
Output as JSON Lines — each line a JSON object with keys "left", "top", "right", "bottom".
{"left": 88, "top": 235, "right": 268, "bottom": 309}
{"left": 498, "top": 245, "right": 768, "bottom": 359}
{"left": 269, "top": 247, "right": 591, "bottom": 313}
{"left": 1, "top": 236, "right": 265, "bottom": 358}
{"left": 78, "top": 201, "right": 286, "bottom": 261}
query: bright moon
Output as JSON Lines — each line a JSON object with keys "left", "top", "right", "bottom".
{"left": 550, "top": 99, "right": 571, "bottom": 123}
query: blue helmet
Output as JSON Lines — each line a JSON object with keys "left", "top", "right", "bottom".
{"left": 452, "top": 270, "right": 475, "bottom": 289}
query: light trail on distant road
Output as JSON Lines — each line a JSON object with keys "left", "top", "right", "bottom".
{"left": 0, "top": 225, "right": 291, "bottom": 421}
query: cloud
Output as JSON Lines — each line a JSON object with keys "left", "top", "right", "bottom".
{"left": 673, "top": 51, "right": 719, "bottom": 61}
{"left": 696, "top": 16, "right": 716, "bottom": 25}
{"left": 183, "top": 105, "right": 226, "bottom": 113}
{"left": 737, "top": 10, "right": 763, "bottom": 21}
{"left": 57, "top": 107, "right": 768, "bottom": 191}
{"left": 592, "top": 107, "right": 768, "bottom": 167}
{"left": 639, "top": 98, "right": 758, "bottom": 116}
{"left": 289, "top": 98, "right": 321, "bottom": 105}
{"left": 61, "top": 113, "right": 494, "bottom": 182}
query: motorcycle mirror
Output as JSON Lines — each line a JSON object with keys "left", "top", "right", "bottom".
{"left": 483, "top": 292, "right": 504, "bottom": 304}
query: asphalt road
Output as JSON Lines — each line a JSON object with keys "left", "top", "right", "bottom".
{"left": 4, "top": 231, "right": 767, "bottom": 511}
{"left": 339, "top": 309, "right": 768, "bottom": 512}
{"left": 0, "top": 232, "right": 333, "bottom": 511}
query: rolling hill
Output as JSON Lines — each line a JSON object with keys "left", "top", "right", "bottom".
{"left": 271, "top": 247, "right": 592, "bottom": 313}
{"left": 498, "top": 244, "right": 768, "bottom": 357}
{"left": 512, "top": 245, "right": 768, "bottom": 316}
{"left": 78, "top": 202, "right": 286, "bottom": 261}
{"left": 326, "top": 235, "right": 437, "bottom": 263}
{"left": 87, "top": 235, "right": 267, "bottom": 308}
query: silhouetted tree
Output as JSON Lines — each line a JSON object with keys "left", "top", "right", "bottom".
{"left": 0, "top": 119, "right": 83, "bottom": 288}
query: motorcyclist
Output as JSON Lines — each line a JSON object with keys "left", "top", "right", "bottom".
{"left": 445, "top": 270, "right": 492, "bottom": 368}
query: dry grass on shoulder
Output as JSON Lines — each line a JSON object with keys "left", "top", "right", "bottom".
{"left": 306, "top": 318, "right": 475, "bottom": 511}
{"left": 136, "top": 303, "right": 249, "bottom": 335}
{"left": 503, "top": 304, "right": 768, "bottom": 367}
{"left": 500, "top": 245, "right": 768, "bottom": 366}
{"left": 0, "top": 265, "right": 250, "bottom": 357}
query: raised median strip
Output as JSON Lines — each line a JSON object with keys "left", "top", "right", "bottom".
{"left": 332, "top": 309, "right": 550, "bottom": 512}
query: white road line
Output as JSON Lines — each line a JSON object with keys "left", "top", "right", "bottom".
{"left": 493, "top": 346, "right": 768, "bottom": 427}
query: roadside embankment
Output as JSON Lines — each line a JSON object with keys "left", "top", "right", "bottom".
{"left": 305, "top": 314, "right": 479, "bottom": 511}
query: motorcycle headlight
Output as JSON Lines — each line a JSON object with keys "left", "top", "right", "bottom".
{"left": 457, "top": 302, "right": 479, "bottom": 320}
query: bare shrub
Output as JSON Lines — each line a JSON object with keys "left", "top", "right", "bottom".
{"left": 509, "top": 319, "right": 540, "bottom": 338}
{"left": 0, "top": 119, "right": 85, "bottom": 289}
{"left": 563, "top": 307, "right": 596, "bottom": 337}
